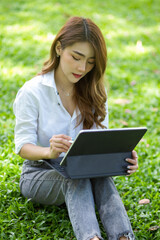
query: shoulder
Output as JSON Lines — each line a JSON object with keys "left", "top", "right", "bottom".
{"left": 17, "top": 72, "right": 50, "bottom": 98}
{"left": 14, "top": 71, "right": 55, "bottom": 106}
{"left": 22, "top": 74, "right": 44, "bottom": 93}
{"left": 13, "top": 75, "right": 44, "bottom": 108}
{"left": 20, "top": 71, "right": 54, "bottom": 94}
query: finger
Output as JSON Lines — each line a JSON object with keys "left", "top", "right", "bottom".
{"left": 132, "top": 150, "right": 138, "bottom": 160}
{"left": 126, "top": 169, "right": 137, "bottom": 176}
{"left": 53, "top": 134, "right": 72, "bottom": 141}
{"left": 127, "top": 164, "right": 138, "bottom": 170}
{"left": 50, "top": 138, "right": 71, "bottom": 148}
{"left": 60, "top": 138, "right": 72, "bottom": 148}
{"left": 125, "top": 158, "right": 137, "bottom": 165}
{"left": 51, "top": 142, "right": 70, "bottom": 152}
{"left": 51, "top": 146, "right": 68, "bottom": 155}
{"left": 54, "top": 147, "right": 68, "bottom": 154}
{"left": 50, "top": 136, "right": 72, "bottom": 148}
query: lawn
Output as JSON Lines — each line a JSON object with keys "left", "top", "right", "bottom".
{"left": 0, "top": 0, "right": 160, "bottom": 239}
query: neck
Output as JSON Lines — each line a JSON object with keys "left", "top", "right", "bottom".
{"left": 54, "top": 68, "right": 74, "bottom": 96}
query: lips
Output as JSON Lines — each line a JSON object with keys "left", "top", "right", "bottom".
{"left": 72, "top": 73, "right": 82, "bottom": 78}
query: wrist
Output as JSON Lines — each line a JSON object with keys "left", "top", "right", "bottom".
{"left": 43, "top": 147, "right": 51, "bottom": 159}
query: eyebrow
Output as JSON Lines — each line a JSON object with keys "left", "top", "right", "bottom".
{"left": 73, "top": 50, "right": 95, "bottom": 59}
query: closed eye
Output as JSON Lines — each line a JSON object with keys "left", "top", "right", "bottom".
{"left": 72, "top": 55, "right": 80, "bottom": 61}
{"left": 72, "top": 55, "right": 95, "bottom": 66}
{"left": 88, "top": 61, "right": 95, "bottom": 65}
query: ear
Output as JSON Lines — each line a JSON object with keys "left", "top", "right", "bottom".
{"left": 55, "top": 41, "right": 62, "bottom": 56}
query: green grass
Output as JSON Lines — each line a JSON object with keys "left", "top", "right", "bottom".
{"left": 0, "top": 0, "right": 160, "bottom": 239}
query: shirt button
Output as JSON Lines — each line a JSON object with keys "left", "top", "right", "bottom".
{"left": 58, "top": 103, "right": 60, "bottom": 106}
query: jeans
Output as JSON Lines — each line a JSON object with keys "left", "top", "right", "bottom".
{"left": 20, "top": 160, "right": 135, "bottom": 240}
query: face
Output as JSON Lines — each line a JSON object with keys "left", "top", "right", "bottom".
{"left": 55, "top": 41, "right": 95, "bottom": 85}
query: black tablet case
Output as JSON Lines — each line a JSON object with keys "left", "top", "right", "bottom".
{"left": 47, "top": 127, "right": 147, "bottom": 179}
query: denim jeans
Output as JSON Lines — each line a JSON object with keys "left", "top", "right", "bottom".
{"left": 20, "top": 160, "right": 135, "bottom": 240}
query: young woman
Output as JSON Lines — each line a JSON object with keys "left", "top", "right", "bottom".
{"left": 13, "top": 17, "right": 138, "bottom": 240}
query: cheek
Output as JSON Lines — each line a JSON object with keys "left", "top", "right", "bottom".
{"left": 87, "top": 65, "right": 94, "bottom": 73}
{"left": 63, "top": 54, "right": 74, "bottom": 65}
{"left": 60, "top": 55, "right": 74, "bottom": 72}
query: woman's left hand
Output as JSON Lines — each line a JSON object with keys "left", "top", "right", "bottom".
{"left": 126, "top": 150, "right": 138, "bottom": 176}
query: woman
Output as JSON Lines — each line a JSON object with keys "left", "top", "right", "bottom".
{"left": 13, "top": 17, "right": 138, "bottom": 240}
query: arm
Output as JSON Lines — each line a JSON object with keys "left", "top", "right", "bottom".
{"left": 19, "top": 144, "right": 50, "bottom": 160}
{"left": 19, "top": 134, "right": 72, "bottom": 160}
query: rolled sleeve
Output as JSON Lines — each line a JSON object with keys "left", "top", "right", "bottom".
{"left": 13, "top": 86, "right": 38, "bottom": 154}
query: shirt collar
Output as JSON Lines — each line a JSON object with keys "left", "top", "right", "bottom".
{"left": 41, "top": 70, "right": 57, "bottom": 92}
{"left": 41, "top": 70, "right": 81, "bottom": 119}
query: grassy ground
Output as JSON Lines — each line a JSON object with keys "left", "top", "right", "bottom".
{"left": 0, "top": 0, "right": 160, "bottom": 239}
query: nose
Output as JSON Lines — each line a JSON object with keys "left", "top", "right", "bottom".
{"left": 77, "top": 61, "right": 86, "bottom": 73}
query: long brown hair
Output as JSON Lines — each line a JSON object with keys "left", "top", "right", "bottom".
{"left": 39, "top": 16, "right": 107, "bottom": 129}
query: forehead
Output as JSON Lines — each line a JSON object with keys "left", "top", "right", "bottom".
{"left": 67, "top": 42, "right": 95, "bottom": 57}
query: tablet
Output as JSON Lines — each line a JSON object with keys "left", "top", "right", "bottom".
{"left": 60, "top": 127, "right": 147, "bottom": 166}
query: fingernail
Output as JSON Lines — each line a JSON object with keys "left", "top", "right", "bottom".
{"left": 125, "top": 158, "right": 129, "bottom": 162}
{"left": 127, "top": 166, "right": 130, "bottom": 169}
{"left": 127, "top": 170, "right": 131, "bottom": 173}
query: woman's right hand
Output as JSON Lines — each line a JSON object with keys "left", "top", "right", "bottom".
{"left": 49, "top": 134, "right": 72, "bottom": 159}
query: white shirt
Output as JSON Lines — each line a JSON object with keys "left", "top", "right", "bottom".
{"left": 13, "top": 71, "right": 108, "bottom": 154}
